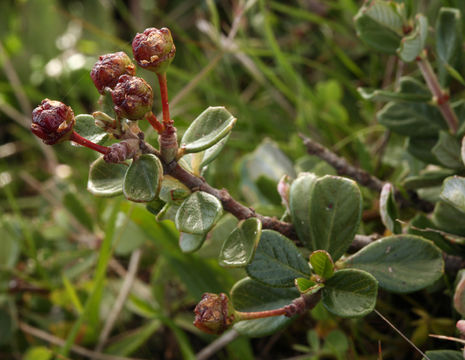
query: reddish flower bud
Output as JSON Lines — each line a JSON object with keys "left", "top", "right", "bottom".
{"left": 111, "top": 75, "right": 153, "bottom": 120}
{"left": 31, "top": 99, "right": 75, "bottom": 145}
{"left": 90, "top": 52, "right": 136, "bottom": 94}
{"left": 132, "top": 27, "right": 176, "bottom": 73}
{"left": 193, "top": 293, "right": 236, "bottom": 335}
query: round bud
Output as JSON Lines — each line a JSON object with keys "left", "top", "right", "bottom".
{"left": 90, "top": 52, "right": 136, "bottom": 94}
{"left": 31, "top": 99, "right": 75, "bottom": 145}
{"left": 111, "top": 75, "right": 153, "bottom": 120}
{"left": 132, "top": 27, "right": 176, "bottom": 73}
{"left": 193, "top": 293, "right": 236, "bottom": 335}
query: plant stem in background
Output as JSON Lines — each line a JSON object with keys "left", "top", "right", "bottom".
{"left": 416, "top": 52, "right": 459, "bottom": 134}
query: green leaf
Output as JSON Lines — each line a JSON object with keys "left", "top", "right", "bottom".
{"left": 406, "top": 137, "right": 441, "bottom": 164}
{"left": 295, "top": 277, "right": 317, "bottom": 293}
{"left": 159, "top": 175, "right": 191, "bottom": 205}
{"left": 23, "top": 346, "right": 53, "bottom": 360}
{"left": 156, "top": 202, "right": 179, "bottom": 222}
{"left": 309, "top": 250, "right": 334, "bottom": 279}
{"left": 104, "top": 319, "right": 162, "bottom": 356}
{"left": 432, "top": 131, "right": 464, "bottom": 169}
{"left": 182, "top": 134, "right": 230, "bottom": 175}
{"left": 436, "top": 8, "right": 463, "bottom": 85}
{"left": 440, "top": 176, "right": 465, "bottom": 214}
{"left": 462, "top": 136, "right": 465, "bottom": 165}
{"left": 123, "top": 154, "right": 163, "bottom": 203}
{"left": 433, "top": 201, "right": 465, "bottom": 236}
{"left": 113, "top": 212, "right": 149, "bottom": 256}
{"left": 0, "top": 308, "right": 13, "bottom": 346}
{"left": 289, "top": 172, "right": 318, "bottom": 249}
{"left": 231, "top": 277, "right": 300, "bottom": 337}
{"left": 73, "top": 114, "right": 109, "bottom": 145}
{"left": 397, "top": 14, "right": 428, "bottom": 62}
{"left": 175, "top": 191, "right": 223, "bottom": 234}
{"left": 354, "top": 0, "right": 403, "bottom": 54}
{"left": 357, "top": 86, "right": 431, "bottom": 103}
{"left": 323, "top": 330, "right": 349, "bottom": 354}
{"left": 378, "top": 102, "right": 446, "bottom": 138}
{"left": 344, "top": 235, "right": 444, "bottom": 293}
{"left": 0, "top": 223, "right": 20, "bottom": 269}
{"left": 424, "top": 350, "right": 464, "bottom": 360}
{"left": 309, "top": 175, "right": 362, "bottom": 261}
{"left": 322, "top": 269, "right": 378, "bottom": 317}
{"left": 219, "top": 218, "right": 262, "bottom": 268}
{"left": 403, "top": 168, "right": 455, "bottom": 189}
{"left": 246, "top": 230, "right": 311, "bottom": 287}
{"left": 379, "top": 183, "right": 401, "bottom": 234}
{"left": 87, "top": 156, "right": 127, "bottom": 197}
{"left": 179, "top": 232, "right": 206, "bottom": 253}
{"left": 181, "top": 106, "right": 237, "bottom": 153}
{"left": 454, "top": 269, "right": 465, "bottom": 317}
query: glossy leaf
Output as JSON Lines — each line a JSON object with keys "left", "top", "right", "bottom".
{"left": 322, "top": 269, "right": 378, "bottom": 317}
{"left": 159, "top": 175, "right": 191, "bottom": 205}
{"left": 231, "top": 277, "right": 299, "bottom": 337}
{"left": 309, "top": 250, "right": 334, "bottom": 279}
{"left": 379, "top": 183, "right": 401, "bottom": 234}
{"left": 432, "top": 131, "right": 464, "bottom": 169}
{"left": 436, "top": 8, "right": 463, "bottom": 85}
{"left": 219, "top": 218, "right": 262, "bottom": 268}
{"left": 289, "top": 172, "right": 318, "bottom": 249}
{"left": 182, "top": 134, "right": 230, "bottom": 175}
{"left": 309, "top": 175, "right": 362, "bottom": 261}
{"left": 246, "top": 230, "right": 311, "bottom": 287}
{"left": 73, "top": 114, "right": 108, "bottom": 145}
{"left": 123, "top": 154, "right": 163, "bottom": 202}
{"left": 179, "top": 232, "right": 206, "bottom": 253}
{"left": 397, "top": 15, "right": 428, "bottom": 62}
{"left": 354, "top": 0, "right": 403, "bottom": 54}
{"left": 344, "top": 235, "right": 444, "bottom": 293}
{"left": 181, "top": 106, "right": 236, "bottom": 153}
{"left": 87, "top": 156, "right": 127, "bottom": 197}
{"left": 295, "top": 277, "right": 317, "bottom": 294}
{"left": 440, "top": 176, "right": 465, "bottom": 214}
{"left": 175, "top": 191, "right": 223, "bottom": 234}
{"left": 156, "top": 202, "right": 179, "bottom": 222}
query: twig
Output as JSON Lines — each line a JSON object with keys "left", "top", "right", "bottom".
{"left": 299, "top": 133, "right": 434, "bottom": 212}
{"left": 416, "top": 52, "right": 458, "bottom": 134}
{"left": 196, "top": 329, "right": 240, "bottom": 360}
{"left": 95, "top": 249, "right": 142, "bottom": 352}
{"left": 18, "top": 321, "right": 144, "bottom": 360}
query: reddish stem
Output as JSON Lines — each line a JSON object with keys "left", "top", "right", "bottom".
{"left": 236, "top": 308, "right": 287, "bottom": 320}
{"left": 145, "top": 112, "right": 165, "bottom": 133}
{"left": 70, "top": 131, "right": 109, "bottom": 154}
{"left": 157, "top": 72, "right": 171, "bottom": 125}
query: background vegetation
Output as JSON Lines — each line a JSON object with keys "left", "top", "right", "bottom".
{"left": 1, "top": 0, "right": 464, "bottom": 359}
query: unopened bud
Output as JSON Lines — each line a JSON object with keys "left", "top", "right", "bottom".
{"left": 90, "top": 52, "right": 136, "bottom": 94}
{"left": 194, "top": 293, "right": 236, "bottom": 335}
{"left": 132, "top": 27, "right": 176, "bottom": 73}
{"left": 111, "top": 75, "right": 153, "bottom": 120}
{"left": 31, "top": 99, "right": 75, "bottom": 145}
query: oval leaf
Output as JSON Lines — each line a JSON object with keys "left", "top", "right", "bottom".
{"left": 432, "top": 131, "right": 464, "bottom": 169}
{"left": 231, "top": 277, "right": 299, "bottom": 337}
{"left": 181, "top": 106, "right": 236, "bottom": 153}
{"left": 397, "top": 14, "right": 428, "bottom": 62}
{"left": 87, "top": 156, "right": 127, "bottom": 197}
{"left": 440, "top": 176, "right": 465, "bottom": 214}
{"left": 219, "top": 218, "right": 262, "bottom": 268}
{"left": 73, "top": 114, "right": 109, "bottom": 145}
{"left": 123, "top": 154, "right": 163, "bottom": 203}
{"left": 454, "top": 269, "right": 465, "bottom": 317}
{"left": 309, "top": 175, "right": 362, "bottom": 261}
{"left": 175, "top": 191, "right": 223, "bottom": 234}
{"left": 246, "top": 230, "right": 311, "bottom": 287}
{"left": 322, "top": 269, "right": 378, "bottom": 317}
{"left": 179, "top": 232, "right": 206, "bottom": 253}
{"left": 309, "top": 250, "right": 334, "bottom": 279}
{"left": 289, "top": 172, "right": 318, "bottom": 249}
{"left": 344, "top": 235, "right": 444, "bottom": 293}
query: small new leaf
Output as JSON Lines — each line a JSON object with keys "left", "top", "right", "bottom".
{"left": 309, "top": 250, "right": 334, "bottom": 279}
